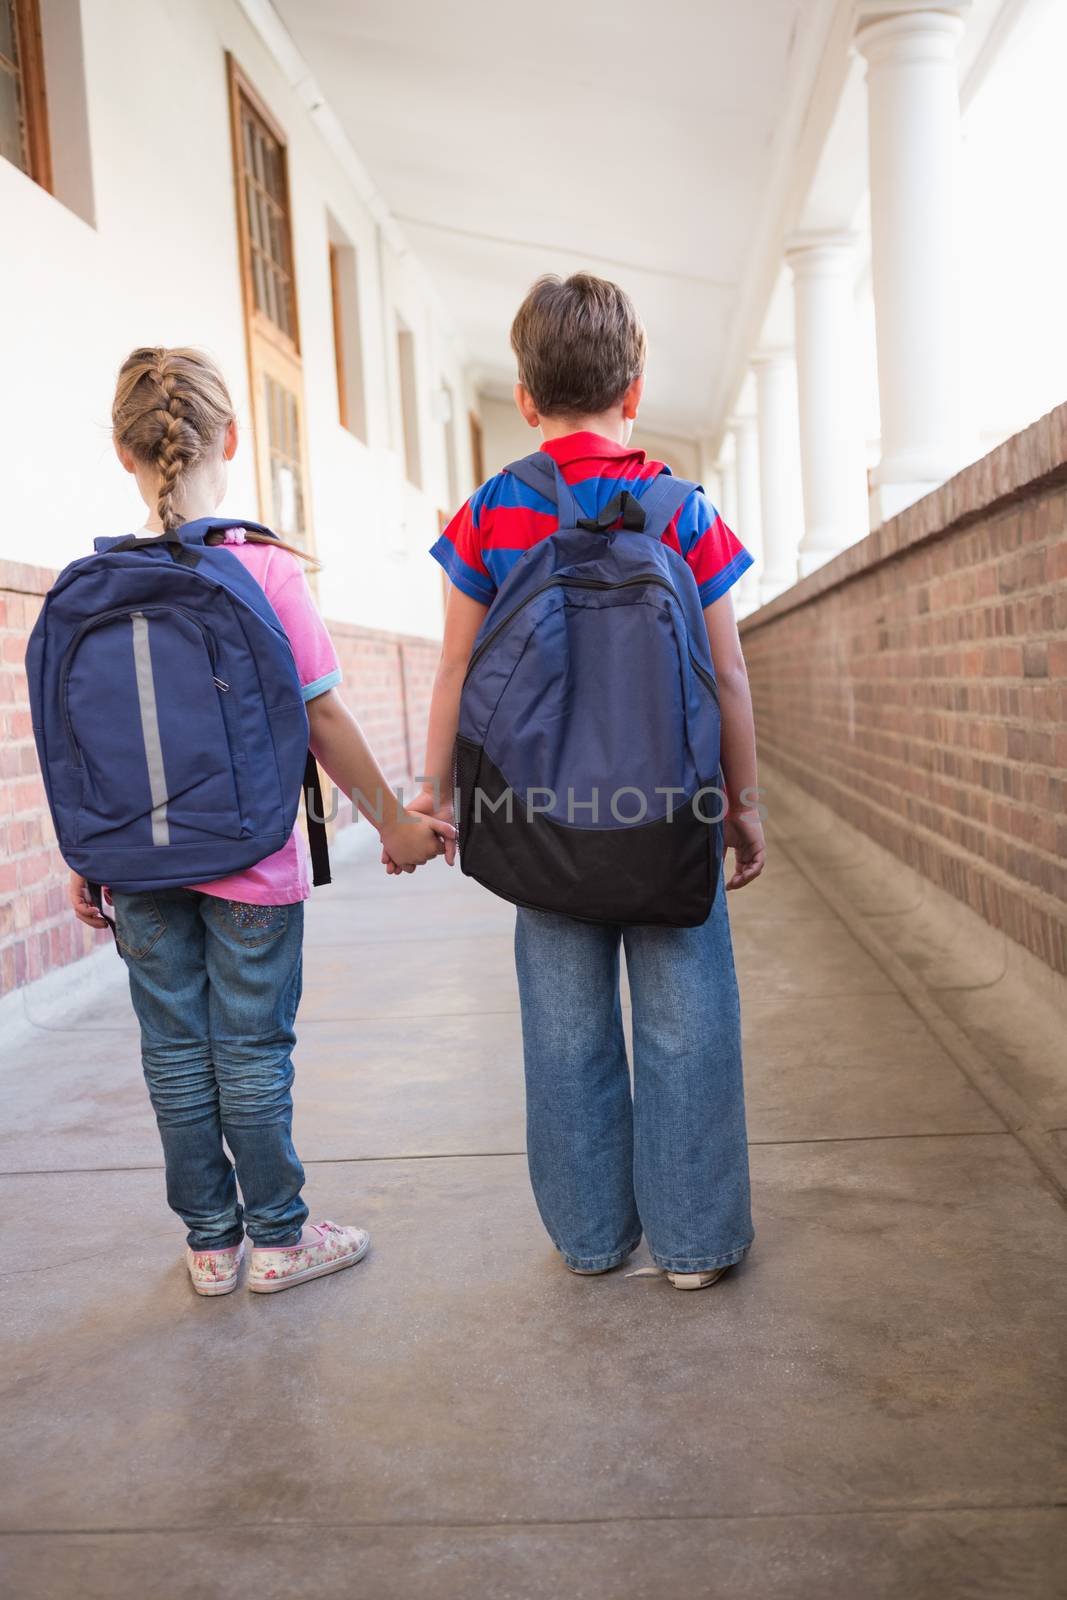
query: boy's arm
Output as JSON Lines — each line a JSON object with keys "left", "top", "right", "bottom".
{"left": 402, "top": 586, "right": 488, "bottom": 867}
{"left": 704, "top": 595, "right": 766, "bottom": 890}
{"left": 307, "top": 688, "right": 454, "bottom": 869}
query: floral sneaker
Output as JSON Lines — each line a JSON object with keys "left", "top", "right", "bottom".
{"left": 186, "top": 1241, "right": 245, "bottom": 1297}
{"left": 247, "top": 1221, "right": 370, "bottom": 1294}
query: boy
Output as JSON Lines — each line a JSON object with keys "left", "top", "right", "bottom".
{"left": 409, "top": 273, "right": 763, "bottom": 1290}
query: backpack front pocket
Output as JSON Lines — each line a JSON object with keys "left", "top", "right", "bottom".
{"left": 63, "top": 606, "right": 246, "bottom": 848}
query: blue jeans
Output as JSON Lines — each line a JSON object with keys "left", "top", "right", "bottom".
{"left": 514, "top": 883, "right": 753, "bottom": 1274}
{"left": 112, "top": 889, "right": 308, "bottom": 1250}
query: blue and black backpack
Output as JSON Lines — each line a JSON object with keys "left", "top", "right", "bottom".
{"left": 455, "top": 453, "right": 723, "bottom": 927}
{"left": 26, "top": 520, "right": 329, "bottom": 899}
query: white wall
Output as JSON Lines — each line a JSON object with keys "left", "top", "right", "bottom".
{"left": 478, "top": 395, "right": 538, "bottom": 478}
{"left": 0, "top": 0, "right": 477, "bottom": 638}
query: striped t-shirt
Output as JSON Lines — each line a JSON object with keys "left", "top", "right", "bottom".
{"left": 430, "top": 431, "right": 752, "bottom": 608}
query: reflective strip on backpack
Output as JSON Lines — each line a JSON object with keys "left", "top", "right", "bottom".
{"left": 130, "top": 612, "right": 170, "bottom": 847}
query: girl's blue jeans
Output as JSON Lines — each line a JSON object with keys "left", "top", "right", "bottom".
{"left": 514, "top": 880, "right": 753, "bottom": 1275}
{"left": 112, "top": 889, "right": 308, "bottom": 1250}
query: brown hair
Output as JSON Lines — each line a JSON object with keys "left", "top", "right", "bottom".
{"left": 111, "top": 346, "right": 315, "bottom": 563}
{"left": 509, "top": 273, "right": 647, "bottom": 418}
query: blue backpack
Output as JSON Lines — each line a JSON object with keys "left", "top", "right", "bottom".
{"left": 27, "top": 519, "right": 329, "bottom": 898}
{"left": 455, "top": 453, "right": 723, "bottom": 927}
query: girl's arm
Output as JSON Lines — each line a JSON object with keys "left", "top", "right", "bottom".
{"left": 704, "top": 594, "right": 765, "bottom": 890}
{"left": 307, "top": 689, "right": 453, "bottom": 869}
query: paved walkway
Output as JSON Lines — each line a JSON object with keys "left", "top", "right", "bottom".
{"left": 2, "top": 812, "right": 1065, "bottom": 1599}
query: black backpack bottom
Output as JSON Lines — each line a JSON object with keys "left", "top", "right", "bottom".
{"left": 454, "top": 737, "right": 721, "bottom": 928}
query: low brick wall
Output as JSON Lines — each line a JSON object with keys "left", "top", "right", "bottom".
{"left": 0, "top": 562, "right": 439, "bottom": 995}
{"left": 741, "top": 402, "right": 1067, "bottom": 976}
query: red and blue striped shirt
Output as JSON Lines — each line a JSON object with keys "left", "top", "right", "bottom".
{"left": 430, "top": 432, "right": 752, "bottom": 608}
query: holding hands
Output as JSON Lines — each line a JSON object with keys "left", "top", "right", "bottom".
{"left": 380, "top": 789, "right": 456, "bottom": 876}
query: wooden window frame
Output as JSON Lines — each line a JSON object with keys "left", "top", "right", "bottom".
{"left": 225, "top": 53, "right": 314, "bottom": 554}
{"left": 227, "top": 55, "right": 300, "bottom": 358}
{"left": 327, "top": 227, "right": 368, "bottom": 443}
{"left": 469, "top": 411, "right": 485, "bottom": 486}
{"left": 2, "top": 0, "right": 52, "bottom": 190}
{"left": 329, "top": 241, "right": 349, "bottom": 431}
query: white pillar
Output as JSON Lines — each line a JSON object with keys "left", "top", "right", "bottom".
{"left": 786, "top": 232, "right": 870, "bottom": 575}
{"left": 752, "top": 352, "right": 803, "bottom": 603}
{"left": 855, "top": 5, "right": 967, "bottom": 524}
{"left": 696, "top": 438, "right": 723, "bottom": 513}
{"left": 728, "top": 415, "right": 761, "bottom": 612}
{"left": 716, "top": 448, "right": 738, "bottom": 533}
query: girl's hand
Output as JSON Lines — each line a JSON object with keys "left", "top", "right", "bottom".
{"left": 723, "top": 815, "right": 765, "bottom": 890}
{"left": 382, "top": 791, "right": 457, "bottom": 875}
{"left": 379, "top": 809, "right": 455, "bottom": 873}
{"left": 69, "top": 871, "right": 109, "bottom": 929}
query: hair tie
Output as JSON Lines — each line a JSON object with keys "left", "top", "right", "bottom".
{"left": 222, "top": 528, "right": 247, "bottom": 545}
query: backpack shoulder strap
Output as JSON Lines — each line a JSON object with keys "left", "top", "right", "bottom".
{"left": 635, "top": 472, "right": 697, "bottom": 540}
{"left": 97, "top": 517, "right": 279, "bottom": 561}
{"left": 504, "top": 452, "right": 579, "bottom": 528}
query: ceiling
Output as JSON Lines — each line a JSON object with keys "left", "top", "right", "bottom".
{"left": 273, "top": 0, "right": 848, "bottom": 440}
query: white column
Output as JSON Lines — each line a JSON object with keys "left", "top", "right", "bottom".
{"left": 696, "top": 437, "right": 723, "bottom": 513}
{"left": 786, "top": 232, "right": 870, "bottom": 575}
{"left": 752, "top": 352, "right": 803, "bottom": 603}
{"left": 728, "top": 415, "right": 761, "bottom": 612}
{"left": 716, "top": 448, "right": 738, "bottom": 533}
{"left": 855, "top": 5, "right": 967, "bottom": 524}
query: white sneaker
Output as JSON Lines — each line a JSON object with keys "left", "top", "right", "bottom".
{"left": 186, "top": 1241, "right": 244, "bottom": 1296}
{"left": 627, "top": 1264, "right": 730, "bottom": 1291}
{"left": 247, "top": 1220, "right": 370, "bottom": 1294}
{"left": 667, "top": 1268, "right": 728, "bottom": 1291}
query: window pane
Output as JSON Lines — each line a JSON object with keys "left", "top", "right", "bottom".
{"left": 0, "top": 62, "right": 24, "bottom": 172}
{"left": 264, "top": 256, "right": 280, "bottom": 329}
{"left": 263, "top": 373, "right": 306, "bottom": 542}
{"left": 0, "top": 1, "right": 15, "bottom": 64}
{"left": 243, "top": 174, "right": 261, "bottom": 251}
{"left": 251, "top": 251, "right": 269, "bottom": 323}
{"left": 241, "top": 114, "right": 255, "bottom": 185}
{"left": 250, "top": 119, "right": 266, "bottom": 190}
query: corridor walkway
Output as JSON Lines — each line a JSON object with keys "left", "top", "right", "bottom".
{"left": 2, "top": 802, "right": 1065, "bottom": 1599}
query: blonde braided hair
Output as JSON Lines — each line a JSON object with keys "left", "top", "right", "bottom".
{"left": 111, "top": 346, "right": 315, "bottom": 562}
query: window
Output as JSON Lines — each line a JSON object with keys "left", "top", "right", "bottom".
{"left": 0, "top": 0, "right": 51, "bottom": 189}
{"left": 227, "top": 54, "right": 312, "bottom": 550}
{"left": 469, "top": 411, "right": 485, "bottom": 485}
{"left": 327, "top": 217, "right": 367, "bottom": 441}
{"left": 440, "top": 381, "right": 459, "bottom": 509}
{"left": 396, "top": 316, "right": 422, "bottom": 488}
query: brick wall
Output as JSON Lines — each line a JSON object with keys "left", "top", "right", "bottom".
{"left": 0, "top": 561, "right": 98, "bottom": 990}
{"left": 0, "top": 563, "right": 439, "bottom": 996}
{"left": 741, "top": 401, "right": 1067, "bottom": 977}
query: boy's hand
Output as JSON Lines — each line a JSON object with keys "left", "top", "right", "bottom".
{"left": 408, "top": 790, "right": 457, "bottom": 865}
{"left": 379, "top": 809, "right": 454, "bottom": 873}
{"left": 382, "top": 790, "right": 457, "bottom": 875}
{"left": 69, "top": 871, "right": 109, "bottom": 929}
{"left": 724, "top": 815, "right": 765, "bottom": 891}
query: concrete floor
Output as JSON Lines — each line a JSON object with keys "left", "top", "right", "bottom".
{"left": 2, "top": 808, "right": 1066, "bottom": 1599}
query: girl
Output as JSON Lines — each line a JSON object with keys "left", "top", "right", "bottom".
{"left": 70, "top": 346, "right": 452, "bottom": 1296}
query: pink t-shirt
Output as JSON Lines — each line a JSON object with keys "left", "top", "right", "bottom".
{"left": 187, "top": 530, "right": 341, "bottom": 907}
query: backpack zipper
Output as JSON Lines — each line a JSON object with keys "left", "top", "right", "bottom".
{"left": 60, "top": 604, "right": 221, "bottom": 764}
{"left": 464, "top": 573, "right": 719, "bottom": 702}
